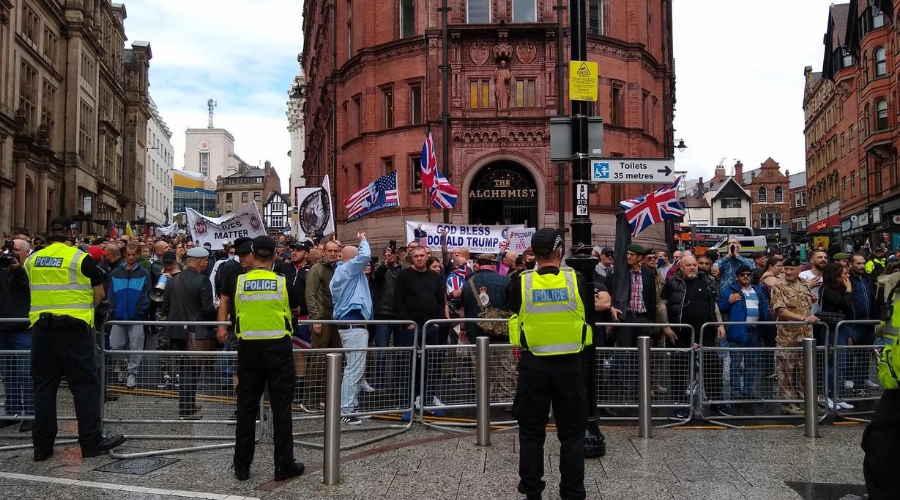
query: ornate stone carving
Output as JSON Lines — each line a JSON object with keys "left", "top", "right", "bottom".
{"left": 495, "top": 60, "right": 511, "bottom": 111}
{"left": 470, "top": 44, "right": 490, "bottom": 65}
{"left": 493, "top": 43, "right": 513, "bottom": 61}
{"left": 516, "top": 44, "right": 537, "bottom": 64}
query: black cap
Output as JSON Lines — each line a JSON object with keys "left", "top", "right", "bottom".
{"left": 601, "top": 247, "right": 614, "bottom": 256}
{"left": 735, "top": 264, "right": 753, "bottom": 275}
{"left": 162, "top": 251, "right": 177, "bottom": 264}
{"left": 783, "top": 257, "right": 801, "bottom": 267}
{"left": 290, "top": 240, "right": 312, "bottom": 251}
{"left": 50, "top": 216, "right": 76, "bottom": 232}
{"left": 251, "top": 236, "right": 277, "bottom": 257}
{"left": 531, "top": 228, "right": 564, "bottom": 256}
{"left": 234, "top": 236, "right": 253, "bottom": 254}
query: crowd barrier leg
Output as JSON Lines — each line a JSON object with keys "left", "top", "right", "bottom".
{"left": 803, "top": 338, "right": 819, "bottom": 438}
{"left": 637, "top": 337, "right": 652, "bottom": 439}
{"left": 323, "top": 353, "right": 341, "bottom": 486}
{"left": 475, "top": 337, "right": 491, "bottom": 447}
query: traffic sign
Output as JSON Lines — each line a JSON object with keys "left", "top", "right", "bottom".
{"left": 569, "top": 61, "right": 598, "bottom": 101}
{"left": 590, "top": 158, "right": 676, "bottom": 183}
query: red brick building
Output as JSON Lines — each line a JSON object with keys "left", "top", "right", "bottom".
{"left": 300, "top": 0, "right": 675, "bottom": 245}
{"left": 736, "top": 159, "right": 791, "bottom": 244}
{"left": 807, "top": 1, "right": 900, "bottom": 252}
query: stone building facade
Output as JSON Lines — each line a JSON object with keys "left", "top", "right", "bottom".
{"left": 300, "top": 0, "right": 675, "bottom": 245}
{"left": 216, "top": 161, "right": 282, "bottom": 217}
{"left": 0, "top": 0, "right": 151, "bottom": 236}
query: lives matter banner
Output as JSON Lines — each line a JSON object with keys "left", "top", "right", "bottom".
{"left": 405, "top": 221, "right": 524, "bottom": 254}
{"left": 186, "top": 202, "right": 267, "bottom": 250}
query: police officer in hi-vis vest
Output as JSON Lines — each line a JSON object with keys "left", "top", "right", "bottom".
{"left": 507, "top": 228, "right": 592, "bottom": 500}
{"left": 222, "top": 236, "right": 304, "bottom": 481}
{"left": 25, "top": 216, "right": 126, "bottom": 461}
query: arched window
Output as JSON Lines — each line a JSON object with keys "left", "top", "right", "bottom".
{"left": 876, "top": 99, "right": 889, "bottom": 130}
{"left": 775, "top": 186, "right": 783, "bottom": 203}
{"left": 758, "top": 187, "right": 767, "bottom": 203}
{"left": 875, "top": 47, "right": 887, "bottom": 77}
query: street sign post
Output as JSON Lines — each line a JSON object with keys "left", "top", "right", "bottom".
{"left": 590, "top": 158, "right": 676, "bottom": 183}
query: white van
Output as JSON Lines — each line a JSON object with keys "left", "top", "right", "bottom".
{"left": 711, "top": 236, "right": 768, "bottom": 257}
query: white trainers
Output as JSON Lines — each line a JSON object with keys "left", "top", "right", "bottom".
{"left": 359, "top": 380, "right": 376, "bottom": 393}
{"left": 432, "top": 396, "right": 444, "bottom": 407}
{"left": 414, "top": 396, "right": 422, "bottom": 410}
{"left": 865, "top": 379, "right": 879, "bottom": 389}
{"left": 837, "top": 400, "right": 855, "bottom": 410}
{"left": 843, "top": 380, "right": 855, "bottom": 390}
{"left": 126, "top": 373, "right": 136, "bottom": 389}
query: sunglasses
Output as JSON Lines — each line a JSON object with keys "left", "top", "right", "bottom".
{"left": 738, "top": 272, "right": 752, "bottom": 277}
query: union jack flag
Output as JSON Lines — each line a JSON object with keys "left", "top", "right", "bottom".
{"left": 619, "top": 176, "right": 685, "bottom": 237}
{"left": 420, "top": 133, "right": 458, "bottom": 209}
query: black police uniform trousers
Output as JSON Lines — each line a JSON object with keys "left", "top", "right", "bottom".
{"left": 862, "top": 389, "right": 900, "bottom": 499}
{"left": 514, "top": 352, "right": 588, "bottom": 500}
{"left": 234, "top": 335, "right": 295, "bottom": 468}
{"left": 31, "top": 315, "right": 104, "bottom": 451}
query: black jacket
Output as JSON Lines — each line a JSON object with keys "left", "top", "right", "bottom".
{"left": 0, "top": 266, "right": 30, "bottom": 330}
{"left": 661, "top": 269, "right": 718, "bottom": 326}
{"left": 160, "top": 267, "right": 217, "bottom": 341}
{"left": 608, "top": 266, "right": 657, "bottom": 320}
{"left": 372, "top": 261, "right": 401, "bottom": 316}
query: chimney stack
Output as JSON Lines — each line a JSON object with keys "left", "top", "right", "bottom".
{"left": 264, "top": 160, "right": 271, "bottom": 170}
{"left": 734, "top": 161, "right": 744, "bottom": 184}
{"left": 698, "top": 177, "right": 704, "bottom": 195}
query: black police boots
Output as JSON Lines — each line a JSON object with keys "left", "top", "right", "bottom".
{"left": 584, "top": 426, "right": 606, "bottom": 458}
{"left": 233, "top": 463, "right": 250, "bottom": 481}
{"left": 82, "top": 434, "right": 127, "bottom": 458}
{"left": 274, "top": 460, "right": 305, "bottom": 481}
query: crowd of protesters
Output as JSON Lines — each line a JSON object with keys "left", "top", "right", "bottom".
{"left": 1, "top": 227, "right": 897, "bottom": 425}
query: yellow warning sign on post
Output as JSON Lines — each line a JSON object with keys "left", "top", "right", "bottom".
{"left": 569, "top": 60, "right": 598, "bottom": 102}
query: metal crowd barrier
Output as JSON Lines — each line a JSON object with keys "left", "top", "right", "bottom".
{"left": 294, "top": 319, "right": 416, "bottom": 451}
{"left": 594, "top": 322, "right": 696, "bottom": 428}
{"left": 101, "top": 320, "right": 264, "bottom": 459}
{"left": 832, "top": 320, "right": 883, "bottom": 423}
{"left": 698, "top": 321, "right": 829, "bottom": 428}
{"left": 420, "top": 318, "right": 518, "bottom": 433}
{"left": 0, "top": 317, "right": 79, "bottom": 451}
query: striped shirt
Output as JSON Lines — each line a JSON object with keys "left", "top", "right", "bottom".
{"left": 741, "top": 285, "right": 760, "bottom": 322}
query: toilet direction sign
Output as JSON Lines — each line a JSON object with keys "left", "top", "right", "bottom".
{"left": 591, "top": 158, "right": 676, "bottom": 183}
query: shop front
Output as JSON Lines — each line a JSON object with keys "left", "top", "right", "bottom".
{"left": 873, "top": 198, "right": 900, "bottom": 252}
{"left": 840, "top": 210, "right": 871, "bottom": 251}
{"left": 808, "top": 213, "right": 841, "bottom": 251}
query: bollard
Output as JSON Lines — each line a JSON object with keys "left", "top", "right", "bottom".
{"left": 802, "top": 337, "right": 819, "bottom": 438}
{"left": 637, "top": 336, "right": 652, "bottom": 439}
{"left": 475, "top": 336, "right": 491, "bottom": 447}
{"left": 323, "top": 353, "right": 343, "bottom": 485}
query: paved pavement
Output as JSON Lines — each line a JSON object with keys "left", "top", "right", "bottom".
{"left": 0, "top": 416, "right": 869, "bottom": 500}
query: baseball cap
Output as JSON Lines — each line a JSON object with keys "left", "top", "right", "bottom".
{"left": 234, "top": 236, "right": 253, "bottom": 254}
{"left": 290, "top": 240, "right": 312, "bottom": 251}
{"left": 530, "top": 228, "right": 564, "bottom": 256}
{"left": 162, "top": 250, "right": 177, "bottom": 264}
{"left": 251, "top": 236, "right": 277, "bottom": 257}
{"left": 50, "top": 216, "right": 76, "bottom": 231}
{"left": 87, "top": 245, "right": 108, "bottom": 262}
{"left": 601, "top": 247, "right": 614, "bottom": 256}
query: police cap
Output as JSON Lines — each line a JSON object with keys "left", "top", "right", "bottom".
{"left": 251, "top": 236, "right": 277, "bottom": 257}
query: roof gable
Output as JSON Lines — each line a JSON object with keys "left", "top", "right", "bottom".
{"left": 711, "top": 178, "right": 751, "bottom": 200}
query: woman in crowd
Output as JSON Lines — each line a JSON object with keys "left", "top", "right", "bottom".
{"left": 819, "top": 262, "right": 855, "bottom": 410}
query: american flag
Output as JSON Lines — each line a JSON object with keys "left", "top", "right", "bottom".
{"left": 619, "top": 176, "right": 685, "bottom": 237}
{"left": 344, "top": 171, "right": 399, "bottom": 222}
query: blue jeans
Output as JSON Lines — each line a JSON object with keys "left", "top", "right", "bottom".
{"left": 396, "top": 324, "right": 439, "bottom": 404}
{"left": 729, "top": 328, "right": 760, "bottom": 400}
{"left": 339, "top": 327, "right": 369, "bottom": 414}
{"left": 0, "top": 330, "right": 34, "bottom": 416}
{"left": 836, "top": 325, "right": 869, "bottom": 394}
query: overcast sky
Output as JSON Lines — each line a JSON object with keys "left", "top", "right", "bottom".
{"left": 123, "top": 0, "right": 837, "bottom": 192}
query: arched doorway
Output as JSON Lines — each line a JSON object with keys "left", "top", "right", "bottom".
{"left": 468, "top": 161, "right": 538, "bottom": 226}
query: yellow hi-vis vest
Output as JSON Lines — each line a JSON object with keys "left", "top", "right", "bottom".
{"left": 234, "top": 269, "right": 292, "bottom": 340}
{"left": 508, "top": 267, "right": 591, "bottom": 356}
{"left": 23, "top": 242, "right": 95, "bottom": 328}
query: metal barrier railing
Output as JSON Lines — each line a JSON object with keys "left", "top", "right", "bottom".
{"left": 594, "top": 322, "right": 696, "bottom": 428}
{"left": 420, "top": 318, "right": 517, "bottom": 433}
{"left": 100, "top": 321, "right": 264, "bottom": 459}
{"left": 698, "top": 321, "right": 830, "bottom": 428}
{"left": 832, "top": 320, "right": 882, "bottom": 423}
{"left": 294, "top": 319, "right": 416, "bottom": 450}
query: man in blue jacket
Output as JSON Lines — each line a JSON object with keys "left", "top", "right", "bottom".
{"left": 717, "top": 264, "right": 769, "bottom": 406}
{"left": 108, "top": 242, "right": 151, "bottom": 389}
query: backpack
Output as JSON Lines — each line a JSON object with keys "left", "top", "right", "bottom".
{"left": 876, "top": 279, "right": 900, "bottom": 389}
{"left": 468, "top": 278, "right": 511, "bottom": 337}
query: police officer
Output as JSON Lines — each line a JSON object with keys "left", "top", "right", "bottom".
{"left": 219, "top": 236, "right": 303, "bottom": 481}
{"left": 25, "top": 216, "right": 126, "bottom": 461}
{"left": 507, "top": 227, "right": 591, "bottom": 500}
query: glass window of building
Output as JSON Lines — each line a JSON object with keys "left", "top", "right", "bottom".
{"left": 467, "top": 0, "right": 490, "bottom": 23}
{"left": 589, "top": 0, "right": 603, "bottom": 34}
{"left": 512, "top": 0, "right": 536, "bottom": 22}
{"left": 400, "top": 0, "right": 415, "bottom": 38}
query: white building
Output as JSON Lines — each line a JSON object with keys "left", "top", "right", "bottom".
{"left": 263, "top": 191, "right": 291, "bottom": 234}
{"left": 287, "top": 62, "right": 306, "bottom": 235}
{"left": 703, "top": 178, "right": 752, "bottom": 227}
{"left": 145, "top": 98, "right": 174, "bottom": 226}
{"left": 184, "top": 127, "right": 250, "bottom": 183}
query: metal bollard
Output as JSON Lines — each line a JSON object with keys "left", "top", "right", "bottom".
{"left": 323, "top": 353, "right": 343, "bottom": 485}
{"left": 637, "top": 336, "right": 652, "bottom": 438}
{"left": 475, "top": 336, "right": 491, "bottom": 447}
{"left": 802, "top": 337, "right": 819, "bottom": 438}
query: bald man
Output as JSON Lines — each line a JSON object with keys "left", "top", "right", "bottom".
{"left": 328, "top": 234, "right": 372, "bottom": 424}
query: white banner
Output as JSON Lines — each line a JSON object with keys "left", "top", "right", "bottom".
{"left": 507, "top": 227, "right": 537, "bottom": 253}
{"left": 155, "top": 223, "right": 179, "bottom": 236}
{"left": 185, "top": 202, "right": 267, "bottom": 250}
{"left": 296, "top": 175, "right": 336, "bottom": 240}
{"left": 405, "top": 221, "right": 525, "bottom": 254}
